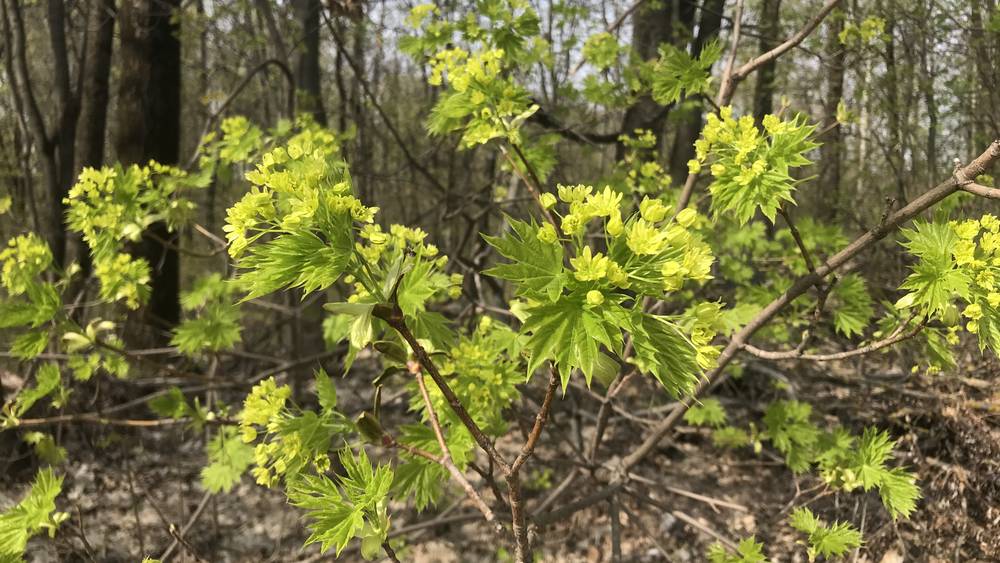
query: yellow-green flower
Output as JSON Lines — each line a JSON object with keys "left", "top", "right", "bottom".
{"left": 538, "top": 222, "right": 559, "bottom": 244}
{"left": 571, "top": 246, "right": 610, "bottom": 281}
{"left": 584, "top": 186, "right": 622, "bottom": 217}
{"left": 558, "top": 184, "right": 592, "bottom": 203}
{"left": 626, "top": 220, "right": 668, "bottom": 255}
{"left": 586, "top": 290, "right": 605, "bottom": 306}
{"left": 963, "top": 303, "right": 983, "bottom": 320}
{"left": 607, "top": 210, "right": 624, "bottom": 236}
{"left": 539, "top": 192, "right": 557, "bottom": 209}
{"left": 675, "top": 208, "right": 698, "bottom": 228}
{"left": 639, "top": 197, "right": 669, "bottom": 222}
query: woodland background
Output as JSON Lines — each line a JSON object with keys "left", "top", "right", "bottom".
{"left": 1, "top": 0, "right": 999, "bottom": 561}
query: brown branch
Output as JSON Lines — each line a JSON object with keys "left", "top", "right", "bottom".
{"left": 504, "top": 367, "right": 560, "bottom": 562}
{"left": 715, "top": 0, "right": 745, "bottom": 107}
{"left": 510, "top": 368, "right": 559, "bottom": 474}
{"left": 10, "top": 414, "right": 235, "bottom": 428}
{"left": 720, "top": 0, "right": 843, "bottom": 105}
{"left": 743, "top": 315, "right": 926, "bottom": 361}
{"left": 958, "top": 181, "right": 1000, "bottom": 199}
{"left": 621, "top": 139, "right": 1000, "bottom": 473}
{"left": 374, "top": 304, "right": 510, "bottom": 473}
{"left": 408, "top": 360, "right": 504, "bottom": 535}
{"left": 321, "top": 12, "right": 448, "bottom": 195}
{"left": 500, "top": 144, "right": 559, "bottom": 229}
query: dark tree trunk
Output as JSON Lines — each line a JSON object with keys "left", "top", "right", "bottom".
{"left": 818, "top": 9, "right": 845, "bottom": 218}
{"left": 75, "top": 0, "right": 115, "bottom": 174}
{"left": 115, "top": 0, "right": 182, "bottom": 333}
{"left": 616, "top": 2, "right": 673, "bottom": 161}
{"left": 667, "top": 0, "right": 726, "bottom": 184}
{"left": 69, "top": 0, "right": 115, "bottom": 278}
{"left": 295, "top": 0, "right": 327, "bottom": 125}
{"left": 752, "top": 0, "right": 782, "bottom": 124}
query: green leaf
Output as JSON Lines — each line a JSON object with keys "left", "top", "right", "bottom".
{"left": 147, "top": 387, "right": 190, "bottom": 419}
{"left": 398, "top": 259, "right": 450, "bottom": 317}
{"left": 11, "top": 364, "right": 61, "bottom": 418}
{"left": 897, "top": 221, "right": 970, "bottom": 315}
{"left": 762, "top": 400, "right": 819, "bottom": 473}
{"left": 483, "top": 217, "right": 565, "bottom": 301}
{"left": 0, "top": 468, "right": 64, "bottom": 559}
{"left": 201, "top": 427, "right": 254, "bottom": 494}
{"left": 392, "top": 459, "right": 447, "bottom": 512}
{"left": 520, "top": 292, "right": 622, "bottom": 387}
{"left": 287, "top": 448, "right": 393, "bottom": 556}
{"left": 238, "top": 229, "right": 352, "bottom": 300}
{"left": 315, "top": 368, "right": 338, "bottom": 412}
{"left": 708, "top": 536, "right": 769, "bottom": 563}
{"left": 848, "top": 428, "right": 921, "bottom": 519}
{"left": 10, "top": 330, "right": 49, "bottom": 360}
{"left": 651, "top": 40, "right": 721, "bottom": 105}
{"left": 830, "top": 274, "right": 873, "bottom": 338}
{"left": 789, "top": 507, "right": 862, "bottom": 560}
{"left": 878, "top": 467, "right": 921, "bottom": 520}
{"left": 628, "top": 313, "right": 701, "bottom": 397}
{"left": 685, "top": 398, "right": 727, "bottom": 428}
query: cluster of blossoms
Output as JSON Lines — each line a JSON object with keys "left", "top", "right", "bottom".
{"left": 687, "top": 107, "right": 817, "bottom": 224}
{"left": 0, "top": 234, "right": 53, "bottom": 296}
{"left": 225, "top": 127, "right": 378, "bottom": 259}
{"left": 540, "top": 184, "right": 713, "bottom": 296}
{"left": 952, "top": 215, "right": 1000, "bottom": 334}
{"left": 349, "top": 223, "right": 464, "bottom": 302}
{"left": 240, "top": 378, "right": 333, "bottom": 487}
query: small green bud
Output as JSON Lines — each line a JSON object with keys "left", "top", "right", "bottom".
{"left": 538, "top": 223, "right": 559, "bottom": 244}
{"left": 586, "top": 290, "right": 605, "bottom": 306}
{"left": 676, "top": 208, "right": 698, "bottom": 228}
{"left": 539, "top": 193, "right": 557, "bottom": 209}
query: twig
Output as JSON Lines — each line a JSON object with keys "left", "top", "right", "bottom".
{"left": 743, "top": 316, "right": 926, "bottom": 361}
{"left": 609, "top": 494, "right": 623, "bottom": 562}
{"left": 382, "top": 542, "right": 401, "bottom": 562}
{"left": 374, "top": 304, "right": 509, "bottom": 472}
{"left": 619, "top": 139, "right": 1000, "bottom": 473}
{"left": 159, "top": 490, "right": 212, "bottom": 561}
{"left": 677, "top": 0, "right": 844, "bottom": 210}
{"left": 408, "top": 360, "right": 504, "bottom": 536}
{"left": 715, "top": 0, "right": 745, "bottom": 107}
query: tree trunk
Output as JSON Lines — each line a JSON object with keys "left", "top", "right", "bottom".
{"left": 294, "top": 0, "right": 327, "bottom": 125}
{"left": 75, "top": 0, "right": 115, "bottom": 174}
{"left": 667, "top": 0, "right": 725, "bottom": 184}
{"left": 115, "top": 0, "right": 182, "bottom": 335}
{"left": 752, "top": 0, "right": 782, "bottom": 124}
{"left": 818, "top": 9, "right": 845, "bottom": 219}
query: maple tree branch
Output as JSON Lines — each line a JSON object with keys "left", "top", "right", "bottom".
{"left": 743, "top": 315, "right": 927, "bottom": 361}
{"left": 621, "top": 139, "right": 1000, "bottom": 473}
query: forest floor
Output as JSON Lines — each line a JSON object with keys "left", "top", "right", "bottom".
{"left": 4, "top": 350, "right": 999, "bottom": 563}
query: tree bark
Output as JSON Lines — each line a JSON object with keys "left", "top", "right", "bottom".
{"left": 752, "top": 0, "right": 782, "bottom": 124}
{"left": 115, "top": 0, "right": 182, "bottom": 333}
{"left": 75, "top": 0, "right": 115, "bottom": 175}
{"left": 294, "top": 0, "right": 327, "bottom": 125}
{"left": 666, "top": 0, "right": 726, "bottom": 184}
{"left": 818, "top": 9, "right": 845, "bottom": 218}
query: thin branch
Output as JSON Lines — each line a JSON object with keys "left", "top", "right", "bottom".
{"left": 726, "top": 0, "right": 843, "bottom": 99}
{"left": 621, "top": 139, "right": 1000, "bottom": 473}
{"left": 374, "top": 304, "right": 510, "bottom": 473}
{"left": 677, "top": 0, "right": 844, "bottom": 211}
{"left": 715, "top": 0, "right": 745, "bottom": 107}
{"left": 321, "top": 11, "right": 448, "bottom": 194}
{"left": 408, "top": 360, "right": 504, "bottom": 535}
{"left": 510, "top": 367, "right": 559, "bottom": 474}
{"left": 744, "top": 316, "right": 927, "bottom": 361}
{"left": 10, "top": 414, "right": 234, "bottom": 428}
